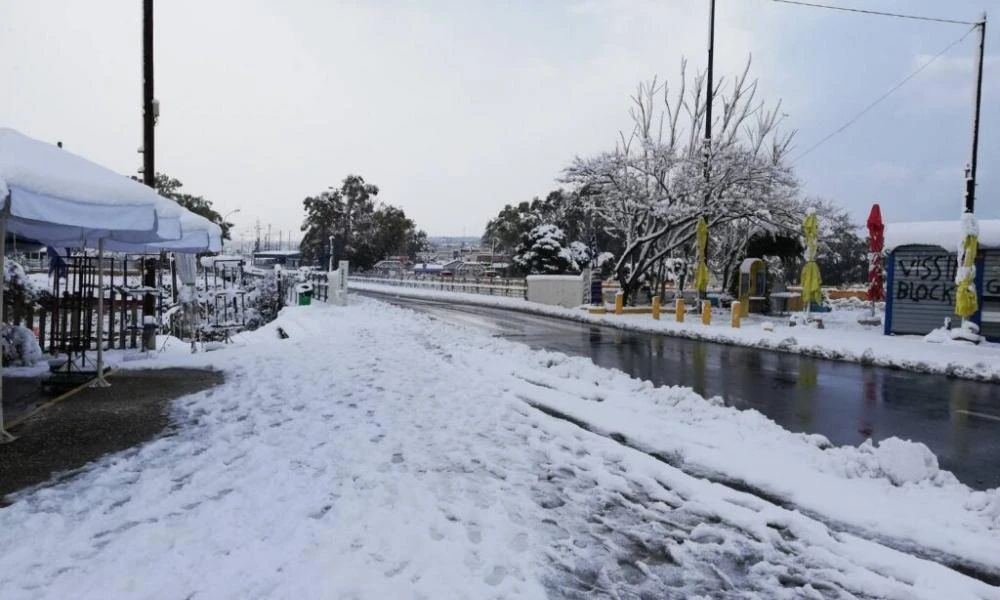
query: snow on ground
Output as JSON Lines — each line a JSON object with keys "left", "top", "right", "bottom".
{"left": 350, "top": 280, "right": 1000, "bottom": 382}
{"left": 1, "top": 298, "right": 998, "bottom": 599}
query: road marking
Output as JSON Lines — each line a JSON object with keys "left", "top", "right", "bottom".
{"left": 954, "top": 409, "right": 1000, "bottom": 422}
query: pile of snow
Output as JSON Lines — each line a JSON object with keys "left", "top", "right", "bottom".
{"left": 873, "top": 438, "right": 940, "bottom": 486}
{"left": 827, "top": 295, "right": 882, "bottom": 311}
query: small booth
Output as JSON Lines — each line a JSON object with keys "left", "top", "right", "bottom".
{"left": 884, "top": 220, "right": 1000, "bottom": 341}
{"left": 738, "top": 258, "right": 767, "bottom": 316}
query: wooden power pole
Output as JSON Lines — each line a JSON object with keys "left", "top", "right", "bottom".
{"left": 964, "top": 13, "right": 987, "bottom": 214}
{"left": 141, "top": 0, "right": 157, "bottom": 351}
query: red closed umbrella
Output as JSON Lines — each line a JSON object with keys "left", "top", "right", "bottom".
{"left": 867, "top": 204, "right": 885, "bottom": 302}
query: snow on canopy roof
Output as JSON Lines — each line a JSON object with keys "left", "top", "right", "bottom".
{"left": 254, "top": 250, "right": 300, "bottom": 257}
{"left": 102, "top": 211, "right": 223, "bottom": 254}
{"left": 0, "top": 128, "right": 163, "bottom": 239}
{"left": 885, "top": 219, "right": 1000, "bottom": 252}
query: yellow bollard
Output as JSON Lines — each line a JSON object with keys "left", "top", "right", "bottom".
{"left": 614, "top": 292, "right": 624, "bottom": 315}
{"left": 675, "top": 298, "right": 685, "bottom": 323}
{"left": 701, "top": 300, "right": 711, "bottom": 325}
{"left": 652, "top": 296, "right": 661, "bottom": 320}
{"left": 731, "top": 301, "right": 742, "bottom": 328}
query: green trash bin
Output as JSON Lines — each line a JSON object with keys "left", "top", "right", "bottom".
{"left": 296, "top": 283, "right": 313, "bottom": 305}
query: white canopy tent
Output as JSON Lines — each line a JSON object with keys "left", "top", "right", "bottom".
{"left": 42, "top": 206, "right": 222, "bottom": 389}
{"left": 0, "top": 128, "right": 189, "bottom": 443}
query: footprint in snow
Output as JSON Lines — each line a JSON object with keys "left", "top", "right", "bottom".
{"left": 484, "top": 565, "right": 507, "bottom": 586}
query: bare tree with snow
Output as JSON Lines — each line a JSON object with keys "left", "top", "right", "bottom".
{"left": 563, "top": 57, "right": 798, "bottom": 303}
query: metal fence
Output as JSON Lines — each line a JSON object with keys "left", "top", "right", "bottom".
{"left": 307, "top": 272, "right": 329, "bottom": 302}
{"left": 350, "top": 275, "right": 527, "bottom": 298}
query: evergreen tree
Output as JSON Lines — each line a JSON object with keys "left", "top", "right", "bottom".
{"left": 513, "top": 224, "right": 575, "bottom": 274}
{"left": 300, "top": 175, "right": 427, "bottom": 270}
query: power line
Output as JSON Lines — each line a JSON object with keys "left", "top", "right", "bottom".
{"left": 791, "top": 24, "right": 978, "bottom": 164}
{"left": 771, "top": 0, "right": 980, "bottom": 26}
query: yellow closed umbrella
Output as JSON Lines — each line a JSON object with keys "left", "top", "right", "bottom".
{"left": 956, "top": 221, "right": 979, "bottom": 319}
{"left": 800, "top": 212, "right": 823, "bottom": 307}
{"left": 694, "top": 217, "right": 709, "bottom": 294}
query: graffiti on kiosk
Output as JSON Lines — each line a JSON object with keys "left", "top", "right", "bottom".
{"left": 895, "top": 255, "right": 956, "bottom": 304}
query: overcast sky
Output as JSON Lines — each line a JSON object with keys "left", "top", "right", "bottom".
{"left": 1, "top": 0, "right": 996, "bottom": 241}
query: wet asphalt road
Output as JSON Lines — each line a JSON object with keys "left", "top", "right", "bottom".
{"left": 372, "top": 294, "right": 1000, "bottom": 491}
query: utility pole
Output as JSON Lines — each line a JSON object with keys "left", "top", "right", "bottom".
{"left": 141, "top": 0, "right": 157, "bottom": 352}
{"left": 142, "top": 0, "right": 155, "bottom": 188}
{"left": 704, "top": 0, "right": 715, "bottom": 169}
{"left": 698, "top": 0, "right": 716, "bottom": 305}
{"left": 964, "top": 13, "right": 987, "bottom": 214}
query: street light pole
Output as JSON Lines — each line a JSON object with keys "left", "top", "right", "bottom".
{"left": 964, "top": 13, "right": 987, "bottom": 214}
{"left": 222, "top": 209, "right": 240, "bottom": 244}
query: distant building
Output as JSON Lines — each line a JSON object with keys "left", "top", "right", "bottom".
{"left": 5, "top": 234, "right": 48, "bottom": 270}
{"left": 373, "top": 260, "right": 407, "bottom": 275}
{"left": 253, "top": 250, "right": 302, "bottom": 269}
{"left": 412, "top": 262, "right": 445, "bottom": 275}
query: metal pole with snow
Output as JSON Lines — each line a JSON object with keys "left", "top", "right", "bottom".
{"left": 699, "top": 0, "right": 716, "bottom": 310}
{"left": 952, "top": 14, "right": 987, "bottom": 343}
{"left": 91, "top": 238, "right": 111, "bottom": 387}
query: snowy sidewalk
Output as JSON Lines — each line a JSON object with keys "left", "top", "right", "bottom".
{"left": 0, "top": 299, "right": 997, "bottom": 598}
{"left": 351, "top": 281, "right": 1000, "bottom": 382}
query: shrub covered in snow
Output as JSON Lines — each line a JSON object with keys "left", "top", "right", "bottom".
{"left": 2, "top": 260, "right": 43, "bottom": 366}
{"left": 1, "top": 323, "right": 43, "bottom": 367}
{"left": 245, "top": 271, "right": 283, "bottom": 330}
{"left": 4, "top": 260, "right": 40, "bottom": 317}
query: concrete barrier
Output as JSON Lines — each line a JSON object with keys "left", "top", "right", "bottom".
{"left": 525, "top": 274, "right": 586, "bottom": 308}
{"left": 329, "top": 261, "right": 349, "bottom": 306}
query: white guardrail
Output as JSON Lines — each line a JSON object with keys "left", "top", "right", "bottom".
{"left": 349, "top": 275, "right": 527, "bottom": 299}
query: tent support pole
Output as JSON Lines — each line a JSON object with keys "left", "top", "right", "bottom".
{"left": 91, "top": 238, "right": 110, "bottom": 387}
{"left": 0, "top": 201, "right": 18, "bottom": 443}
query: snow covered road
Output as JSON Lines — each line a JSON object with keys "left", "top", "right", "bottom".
{"left": 0, "top": 299, "right": 997, "bottom": 598}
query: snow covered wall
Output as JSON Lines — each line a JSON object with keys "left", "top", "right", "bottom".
{"left": 525, "top": 274, "right": 585, "bottom": 308}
